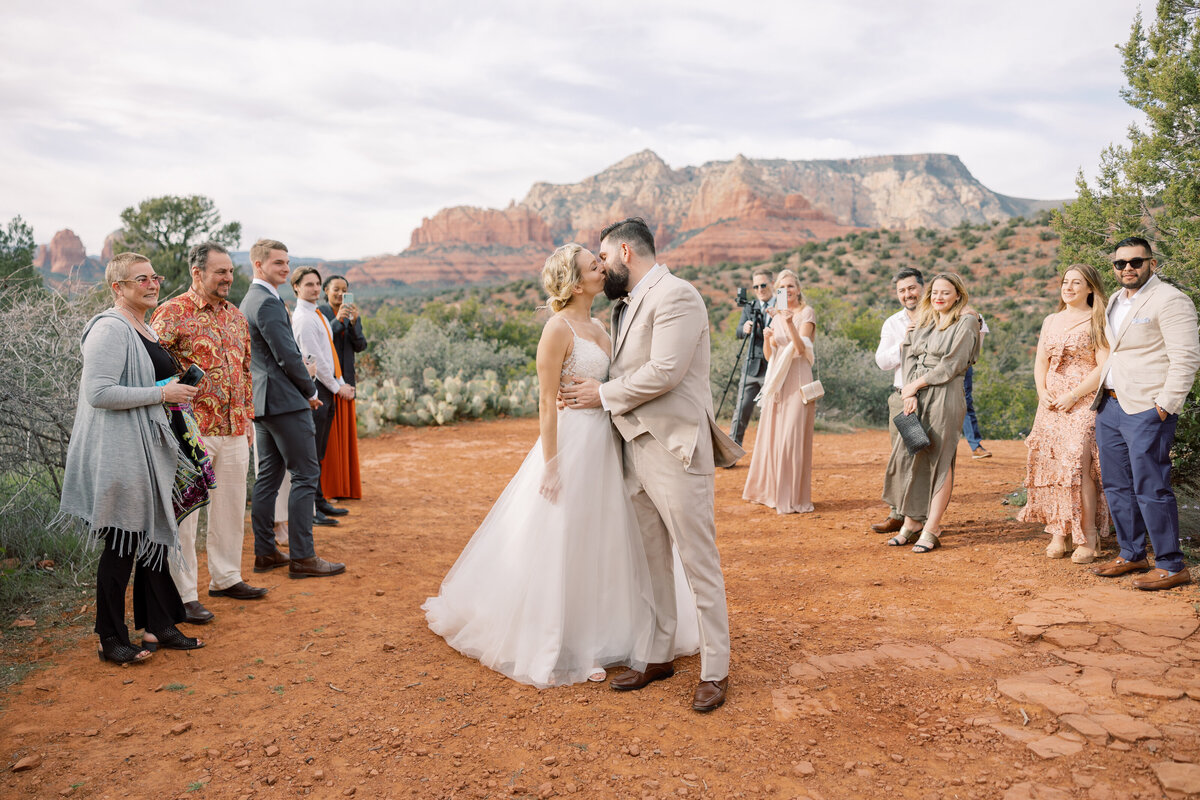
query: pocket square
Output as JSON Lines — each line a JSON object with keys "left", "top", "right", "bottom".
{"left": 1132, "top": 317, "right": 1151, "bottom": 324}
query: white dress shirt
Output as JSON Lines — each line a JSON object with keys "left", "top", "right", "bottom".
{"left": 1104, "top": 283, "right": 1148, "bottom": 390}
{"left": 292, "top": 298, "right": 344, "bottom": 394}
{"left": 875, "top": 309, "right": 911, "bottom": 389}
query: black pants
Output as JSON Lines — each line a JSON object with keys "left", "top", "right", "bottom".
{"left": 94, "top": 529, "right": 184, "bottom": 645}
{"left": 729, "top": 364, "right": 766, "bottom": 447}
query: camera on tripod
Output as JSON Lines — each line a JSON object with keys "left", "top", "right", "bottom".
{"left": 736, "top": 287, "right": 751, "bottom": 306}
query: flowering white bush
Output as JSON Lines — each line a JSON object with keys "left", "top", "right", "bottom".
{"left": 356, "top": 369, "right": 539, "bottom": 434}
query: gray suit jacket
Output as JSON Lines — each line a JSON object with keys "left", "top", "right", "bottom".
{"left": 240, "top": 283, "right": 317, "bottom": 417}
{"left": 603, "top": 267, "right": 744, "bottom": 474}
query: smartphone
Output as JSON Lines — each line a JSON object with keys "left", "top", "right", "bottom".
{"left": 342, "top": 292, "right": 355, "bottom": 307}
{"left": 179, "top": 364, "right": 205, "bottom": 386}
{"left": 775, "top": 288, "right": 788, "bottom": 310}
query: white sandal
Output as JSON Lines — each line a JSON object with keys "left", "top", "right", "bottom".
{"left": 588, "top": 669, "right": 606, "bottom": 682}
{"left": 912, "top": 531, "right": 940, "bottom": 554}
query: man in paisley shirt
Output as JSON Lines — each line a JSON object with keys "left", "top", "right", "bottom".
{"left": 152, "top": 242, "right": 268, "bottom": 624}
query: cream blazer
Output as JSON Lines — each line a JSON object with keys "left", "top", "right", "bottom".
{"left": 603, "top": 268, "right": 744, "bottom": 475}
{"left": 1098, "top": 274, "right": 1200, "bottom": 415}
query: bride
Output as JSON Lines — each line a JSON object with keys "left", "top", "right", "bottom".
{"left": 423, "top": 243, "right": 698, "bottom": 687}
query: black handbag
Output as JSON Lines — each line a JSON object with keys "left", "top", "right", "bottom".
{"left": 893, "top": 407, "right": 931, "bottom": 454}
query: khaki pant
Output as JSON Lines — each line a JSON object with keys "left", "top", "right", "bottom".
{"left": 625, "top": 433, "right": 730, "bottom": 681}
{"left": 170, "top": 435, "right": 251, "bottom": 601}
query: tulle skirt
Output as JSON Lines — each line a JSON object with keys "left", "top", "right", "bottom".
{"left": 423, "top": 407, "right": 699, "bottom": 688}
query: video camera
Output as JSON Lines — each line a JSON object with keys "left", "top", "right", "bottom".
{"left": 736, "top": 287, "right": 752, "bottom": 306}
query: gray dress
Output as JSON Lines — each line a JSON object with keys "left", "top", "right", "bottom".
{"left": 882, "top": 314, "right": 981, "bottom": 520}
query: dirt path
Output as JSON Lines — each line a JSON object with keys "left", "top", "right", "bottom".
{"left": 3, "top": 421, "right": 1199, "bottom": 800}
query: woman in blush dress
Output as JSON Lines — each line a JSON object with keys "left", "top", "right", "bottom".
{"left": 423, "top": 244, "right": 698, "bottom": 688}
{"left": 882, "top": 273, "right": 981, "bottom": 554}
{"left": 1019, "top": 264, "right": 1110, "bottom": 563}
{"left": 742, "top": 269, "right": 816, "bottom": 514}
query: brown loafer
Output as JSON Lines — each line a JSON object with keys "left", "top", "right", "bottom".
{"left": 692, "top": 678, "right": 729, "bottom": 712}
{"left": 253, "top": 548, "right": 290, "bottom": 573}
{"left": 1132, "top": 567, "right": 1192, "bottom": 591}
{"left": 609, "top": 662, "right": 675, "bottom": 691}
{"left": 182, "top": 600, "right": 214, "bottom": 625}
{"left": 288, "top": 555, "right": 346, "bottom": 579}
{"left": 870, "top": 517, "right": 904, "bottom": 534}
{"left": 1091, "top": 557, "right": 1151, "bottom": 577}
{"left": 209, "top": 581, "right": 269, "bottom": 600}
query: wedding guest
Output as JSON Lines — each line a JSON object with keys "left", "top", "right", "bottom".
{"left": 742, "top": 269, "right": 816, "bottom": 514}
{"left": 871, "top": 267, "right": 924, "bottom": 534}
{"left": 151, "top": 242, "right": 268, "bottom": 623}
{"left": 728, "top": 270, "right": 773, "bottom": 447}
{"left": 60, "top": 252, "right": 205, "bottom": 663}
{"left": 318, "top": 274, "right": 365, "bottom": 500}
{"left": 882, "top": 273, "right": 981, "bottom": 553}
{"left": 1018, "top": 264, "right": 1110, "bottom": 562}
{"left": 1091, "top": 237, "right": 1200, "bottom": 590}
{"left": 962, "top": 314, "right": 992, "bottom": 459}
{"left": 290, "top": 267, "right": 354, "bottom": 525}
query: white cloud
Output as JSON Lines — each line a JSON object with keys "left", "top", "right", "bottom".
{"left": 0, "top": 0, "right": 1155, "bottom": 258}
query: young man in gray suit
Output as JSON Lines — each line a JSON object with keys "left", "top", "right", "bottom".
{"left": 1091, "top": 236, "right": 1199, "bottom": 590}
{"left": 240, "top": 239, "right": 346, "bottom": 579}
{"left": 562, "top": 217, "right": 743, "bottom": 712}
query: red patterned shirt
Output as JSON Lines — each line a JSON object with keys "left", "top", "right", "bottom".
{"left": 151, "top": 288, "right": 253, "bottom": 436}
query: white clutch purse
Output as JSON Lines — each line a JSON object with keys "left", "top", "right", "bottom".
{"left": 800, "top": 380, "right": 824, "bottom": 404}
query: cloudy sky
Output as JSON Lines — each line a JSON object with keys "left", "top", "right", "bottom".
{"left": 1, "top": 0, "right": 1151, "bottom": 259}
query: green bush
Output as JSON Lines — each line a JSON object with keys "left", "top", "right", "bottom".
{"left": 377, "top": 317, "right": 531, "bottom": 391}
{"left": 816, "top": 334, "right": 894, "bottom": 427}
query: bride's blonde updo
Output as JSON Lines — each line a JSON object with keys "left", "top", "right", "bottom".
{"left": 542, "top": 243, "right": 583, "bottom": 312}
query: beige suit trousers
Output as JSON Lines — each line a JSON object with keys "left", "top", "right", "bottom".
{"left": 624, "top": 433, "right": 730, "bottom": 681}
{"left": 170, "top": 434, "right": 251, "bottom": 601}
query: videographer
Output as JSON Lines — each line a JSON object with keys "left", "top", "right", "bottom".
{"left": 728, "top": 270, "right": 774, "bottom": 447}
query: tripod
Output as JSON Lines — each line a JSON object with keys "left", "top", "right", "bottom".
{"left": 716, "top": 306, "right": 765, "bottom": 420}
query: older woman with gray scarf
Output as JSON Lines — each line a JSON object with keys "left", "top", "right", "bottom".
{"left": 60, "top": 252, "right": 207, "bottom": 664}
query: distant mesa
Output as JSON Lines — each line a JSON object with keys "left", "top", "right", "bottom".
{"left": 33, "top": 229, "right": 105, "bottom": 285}
{"left": 349, "top": 150, "right": 1060, "bottom": 286}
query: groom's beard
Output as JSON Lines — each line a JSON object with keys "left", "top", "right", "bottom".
{"left": 604, "top": 263, "right": 630, "bottom": 300}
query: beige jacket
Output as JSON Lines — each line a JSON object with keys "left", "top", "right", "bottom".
{"left": 1098, "top": 274, "right": 1200, "bottom": 415}
{"left": 603, "top": 267, "right": 744, "bottom": 475}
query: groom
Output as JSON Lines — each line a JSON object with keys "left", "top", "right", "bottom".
{"left": 562, "top": 217, "right": 743, "bottom": 712}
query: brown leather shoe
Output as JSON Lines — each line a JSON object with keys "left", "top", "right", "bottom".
{"left": 692, "top": 677, "right": 729, "bottom": 712}
{"left": 182, "top": 601, "right": 214, "bottom": 625}
{"left": 209, "top": 581, "right": 269, "bottom": 600}
{"left": 1132, "top": 567, "right": 1192, "bottom": 591}
{"left": 871, "top": 517, "right": 904, "bottom": 534}
{"left": 288, "top": 555, "right": 346, "bottom": 579}
{"left": 253, "top": 548, "right": 290, "bottom": 573}
{"left": 1091, "top": 557, "right": 1151, "bottom": 577}
{"left": 609, "top": 662, "right": 675, "bottom": 691}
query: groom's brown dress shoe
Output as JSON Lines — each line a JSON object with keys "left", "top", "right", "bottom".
{"left": 610, "top": 662, "right": 675, "bottom": 691}
{"left": 692, "top": 678, "right": 729, "bottom": 712}
{"left": 1132, "top": 567, "right": 1192, "bottom": 591}
{"left": 289, "top": 555, "right": 346, "bottom": 579}
{"left": 182, "top": 601, "right": 214, "bottom": 625}
{"left": 871, "top": 517, "right": 904, "bottom": 534}
{"left": 1091, "top": 557, "right": 1151, "bottom": 577}
{"left": 209, "top": 581, "right": 269, "bottom": 600}
{"left": 253, "top": 548, "right": 290, "bottom": 573}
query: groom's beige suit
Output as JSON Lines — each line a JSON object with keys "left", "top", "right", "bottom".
{"left": 601, "top": 264, "right": 744, "bottom": 681}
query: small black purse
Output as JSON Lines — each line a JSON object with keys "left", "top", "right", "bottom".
{"left": 893, "top": 408, "right": 931, "bottom": 454}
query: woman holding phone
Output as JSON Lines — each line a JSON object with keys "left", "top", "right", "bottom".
{"left": 743, "top": 268, "right": 817, "bottom": 513}
{"left": 318, "top": 275, "right": 366, "bottom": 500}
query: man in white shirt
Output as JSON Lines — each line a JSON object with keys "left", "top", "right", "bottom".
{"left": 871, "top": 267, "right": 924, "bottom": 534}
{"left": 289, "top": 267, "right": 356, "bottom": 526}
{"left": 1090, "top": 236, "right": 1200, "bottom": 590}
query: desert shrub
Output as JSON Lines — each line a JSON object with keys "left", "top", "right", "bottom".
{"left": 377, "top": 317, "right": 530, "bottom": 391}
{"left": 972, "top": 359, "right": 1038, "bottom": 440}
{"left": 816, "top": 334, "right": 894, "bottom": 427}
{"left": 356, "top": 370, "right": 538, "bottom": 432}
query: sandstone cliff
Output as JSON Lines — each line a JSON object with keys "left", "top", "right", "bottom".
{"left": 33, "top": 229, "right": 104, "bottom": 284}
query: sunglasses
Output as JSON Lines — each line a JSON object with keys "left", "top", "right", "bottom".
{"left": 752, "top": 283, "right": 769, "bottom": 289}
{"left": 1112, "top": 257, "right": 1150, "bottom": 269}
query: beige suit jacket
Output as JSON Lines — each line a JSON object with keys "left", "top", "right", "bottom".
{"left": 1098, "top": 274, "right": 1200, "bottom": 415}
{"left": 603, "top": 268, "right": 744, "bottom": 474}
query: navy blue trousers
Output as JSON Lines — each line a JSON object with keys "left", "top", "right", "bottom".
{"left": 1095, "top": 396, "right": 1183, "bottom": 572}
{"left": 961, "top": 366, "right": 982, "bottom": 449}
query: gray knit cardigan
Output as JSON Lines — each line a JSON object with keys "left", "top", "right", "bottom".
{"left": 59, "top": 309, "right": 181, "bottom": 564}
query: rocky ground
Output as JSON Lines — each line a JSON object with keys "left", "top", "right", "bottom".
{"left": 3, "top": 421, "right": 1199, "bottom": 800}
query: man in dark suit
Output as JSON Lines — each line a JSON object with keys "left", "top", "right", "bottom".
{"left": 728, "top": 270, "right": 773, "bottom": 447}
{"left": 240, "top": 238, "right": 346, "bottom": 579}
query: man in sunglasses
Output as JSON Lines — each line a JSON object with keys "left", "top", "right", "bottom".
{"left": 728, "top": 270, "right": 774, "bottom": 447}
{"left": 1091, "top": 236, "right": 1200, "bottom": 590}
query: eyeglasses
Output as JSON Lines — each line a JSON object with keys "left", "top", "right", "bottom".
{"left": 1112, "top": 258, "right": 1150, "bottom": 269}
{"left": 752, "top": 283, "right": 769, "bottom": 289}
{"left": 118, "top": 275, "right": 165, "bottom": 286}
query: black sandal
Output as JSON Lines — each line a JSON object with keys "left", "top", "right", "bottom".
{"left": 98, "top": 636, "right": 153, "bottom": 664}
{"left": 143, "top": 625, "right": 205, "bottom": 652}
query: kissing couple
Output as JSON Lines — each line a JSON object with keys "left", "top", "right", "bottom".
{"left": 423, "top": 217, "right": 743, "bottom": 712}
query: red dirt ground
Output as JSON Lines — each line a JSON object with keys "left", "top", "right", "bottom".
{"left": 3, "top": 421, "right": 1199, "bottom": 800}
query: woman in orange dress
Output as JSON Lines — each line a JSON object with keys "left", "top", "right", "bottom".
{"left": 742, "top": 269, "right": 816, "bottom": 514}
{"left": 1019, "top": 264, "right": 1110, "bottom": 563}
{"left": 318, "top": 275, "right": 365, "bottom": 500}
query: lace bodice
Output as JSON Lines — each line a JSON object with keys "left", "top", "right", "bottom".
{"left": 560, "top": 321, "right": 610, "bottom": 386}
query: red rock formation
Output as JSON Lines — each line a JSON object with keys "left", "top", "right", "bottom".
{"left": 101, "top": 230, "right": 124, "bottom": 263}
{"left": 42, "top": 229, "right": 88, "bottom": 277}
{"left": 409, "top": 205, "right": 554, "bottom": 249}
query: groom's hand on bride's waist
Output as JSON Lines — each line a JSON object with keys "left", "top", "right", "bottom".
{"left": 560, "top": 376, "right": 602, "bottom": 409}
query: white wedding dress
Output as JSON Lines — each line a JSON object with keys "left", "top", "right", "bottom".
{"left": 423, "top": 323, "right": 700, "bottom": 687}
